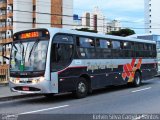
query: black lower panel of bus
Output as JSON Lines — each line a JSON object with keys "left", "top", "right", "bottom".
{"left": 58, "top": 63, "right": 157, "bottom": 93}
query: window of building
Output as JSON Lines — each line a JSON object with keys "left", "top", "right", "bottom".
{"left": 33, "top": 18, "right": 35, "bottom": 23}
{"left": 33, "top": 5, "right": 36, "bottom": 11}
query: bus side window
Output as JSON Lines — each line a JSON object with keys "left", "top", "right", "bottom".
{"left": 79, "top": 37, "right": 95, "bottom": 48}
{"left": 96, "top": 39, "right": 112, "bottom": 59}
{"left": 76, "top": 37, "right": 96, "bottom": 58}
{"left": 123, "top": 42, "right": 132, "bottom": 49}
{"left": 112, "top": 41, "right": 120, "bottom": 49}
{"left": 96, "top": 39, "right": 110, "bottom": 48}
{"left": 112, "top": 40, "right": 121, "bottom": 58}
{"left": 123, "top": 41, "right": 135, "bottom": 58}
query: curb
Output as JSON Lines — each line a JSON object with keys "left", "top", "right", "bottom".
{"left": 0, "top": 94, "right": 41, "bottom": 101}
{"left": 0, "top": 83, "right": 9, "bottom": 87}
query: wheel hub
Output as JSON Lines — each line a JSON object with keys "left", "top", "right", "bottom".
{"left": 78, "top": 82, "right": 86, "bottom": 93}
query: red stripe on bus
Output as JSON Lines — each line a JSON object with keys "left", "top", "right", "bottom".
{"left": 136, "top": 58, "right": 142, "bottom": 69}
{"left": 131, "top": 59, "right": 136, "bottom": 67}
{"left": 124, "top": 65, "right": 130, "bottom": 77}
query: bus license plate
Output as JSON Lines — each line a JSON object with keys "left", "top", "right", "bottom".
{"left": 23, "top": 87, "right": 29, "bottom": 91}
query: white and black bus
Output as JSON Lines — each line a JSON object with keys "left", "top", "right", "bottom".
{"left": 9, "top": 28, "right": 157, "bottom": 98}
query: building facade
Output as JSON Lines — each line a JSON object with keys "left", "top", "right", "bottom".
{"left": 73, "top": 14, "right": 82, "bottom": 29}
{"left": 144, "top": 0, "right": 160, "bottom": 34}
{"left": 82, "top": 7, "right": 107, "bottom": 33}
{"left": 107, "top": 20, "right": 121, "bottom": 33}
{"left": 80, "top": 7, "right": 121, "bottom": 34}
{"left": 0, "top": 0, "right": 73, "bottom": 64}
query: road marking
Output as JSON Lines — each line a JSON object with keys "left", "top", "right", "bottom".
{"left": 131, "top": 87, "right": 151, "bottom": 93}
{"left": 19, "top": 105, "right": 69, "bottom": 115}
{"left": 6, "top": 105, "right": 69, "bottom": 118}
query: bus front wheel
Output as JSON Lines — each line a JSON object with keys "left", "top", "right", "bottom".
{"left": 74, "top": 78, "right": 88, "bottom": 99}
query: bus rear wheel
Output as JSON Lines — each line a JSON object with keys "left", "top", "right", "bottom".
{"left": 132, "top": 72, "right": 141, "bottom": 87}
{"left": 74, "top": 78, "right": 88, "bottom": 99}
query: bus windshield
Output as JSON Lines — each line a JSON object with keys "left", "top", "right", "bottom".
{"left": 10, "top": 40, "right": 49, "bottom": 72}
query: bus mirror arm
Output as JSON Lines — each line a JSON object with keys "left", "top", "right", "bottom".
{"left": 3, "top": 55, "right": 10, "bottom": 60}
{"left": 2, "top": 50, "right": 10, "bottom": 60}
{"left": 3, "top": 56, "right": 10, "bottom": 60}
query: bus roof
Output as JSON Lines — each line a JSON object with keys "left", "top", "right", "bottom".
{"left": 48, "top": 28, "right": 156, "bottom": 44}
{"left": 17, "top": 28, "right": 156, "bottom": 44}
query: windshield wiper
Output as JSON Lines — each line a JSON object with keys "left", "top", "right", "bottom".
{"left": 28, "top": 39, "right": 40, "bottom": 61}
{"left": 17, "top": 42, "right": 24, "bottom": 61}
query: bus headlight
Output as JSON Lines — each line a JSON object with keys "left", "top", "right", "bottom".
{"left": 10, "top": 77, "right": 19, "bottom": 84}
{"left": 32, "top": 79, "right": 39, "bottom": 84}
{"left": 32, "top": 77, "right": 45, "bottom": 84}
{"left": 10, "top": 77, "right": 14, "bottom": 83}
{"left": 39, "top": 76, "right": 45, "bottom": 82}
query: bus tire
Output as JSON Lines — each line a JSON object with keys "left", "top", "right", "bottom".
{"left": 132, "top": 72, "right": 141, "bottom": 87}
{"left": 74, "top": 78, "right": 88, "bottom": 99}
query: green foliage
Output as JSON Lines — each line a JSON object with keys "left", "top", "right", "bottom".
{"left": 108, "top": 28, "right": 135, "bottom": 37}
{"left": 76, "top": 28, "right": 97, "bottom": 33}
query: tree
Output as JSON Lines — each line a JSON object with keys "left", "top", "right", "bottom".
{"left": 108, "top": 28, "right": 135, "bottom": 37}
{"left": 76, "top": 28, "right": 97, "bottom": 33}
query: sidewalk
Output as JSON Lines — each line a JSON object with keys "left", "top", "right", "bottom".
{"left": 0, "top": 84, "right": 40, "bottom": 101}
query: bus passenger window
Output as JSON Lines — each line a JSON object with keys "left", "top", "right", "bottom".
{"left": 76, "top": 37, "right": 96, "bottom": 58}
{"left": 123, "top": 42, "right": 132, "bottom": 49}
{"left": 77, "top": 37, "right": 95, "bottom": 48}
{"left": 96, "top": 39, "right": 110, "bottom": 48}
{"left": 112, "top": 41, "right": 120, "bottom": 49}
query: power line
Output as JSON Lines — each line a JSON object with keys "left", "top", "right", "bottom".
{"left": 12, "top": 21, "right": 160, "bottom": 30}
{"left": 1, "top": 0, "right": 156, "bottom": 26}
{"left": 2, "top": 8, "right": 145, "bottom": 25}
{"left": 1, "top": 2, "right": 143, "bottom": 24}
{"left": 12, "top": 0, "right": 147, "bottom": 24}
{"left": 0, "top": 5, "right": 160, "bottom": 30}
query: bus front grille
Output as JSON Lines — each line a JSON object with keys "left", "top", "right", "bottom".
{"left": 14, "top": 86, "right": 41, "bottom": 92}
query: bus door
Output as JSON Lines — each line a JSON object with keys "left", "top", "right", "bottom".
{"left": 50, "top": 34, "right": 74, "bottom": 93}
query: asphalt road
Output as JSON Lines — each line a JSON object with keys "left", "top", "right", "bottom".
{"left": 1, "top": 78, "right": 160, "bottom": 120}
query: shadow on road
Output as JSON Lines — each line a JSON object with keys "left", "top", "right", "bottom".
{"left": 21, "top": 80, "right": 155, "bottom": 103}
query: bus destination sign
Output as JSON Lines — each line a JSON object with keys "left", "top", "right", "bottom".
{"left": 20, "top": 32, "right": 39, "bottom": 39}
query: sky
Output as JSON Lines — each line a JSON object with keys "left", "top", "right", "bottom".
{"left": 73, "top": 0, "right": 145, "bottom": 34}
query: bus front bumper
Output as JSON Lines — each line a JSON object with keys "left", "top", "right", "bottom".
{"left": 9, "top": 80, "right": 53, "bottom": 94}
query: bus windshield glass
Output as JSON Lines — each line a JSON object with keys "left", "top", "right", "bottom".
{"left": 10, "top": 40, "right": 49, "bottom": 72}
